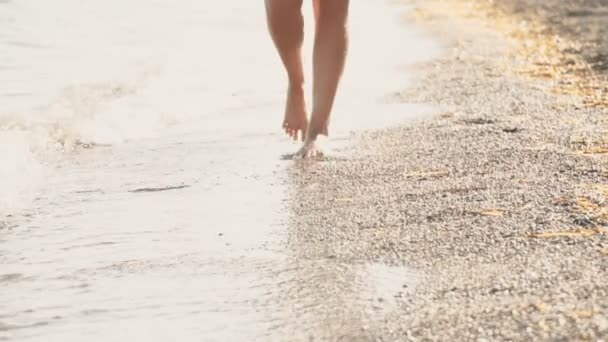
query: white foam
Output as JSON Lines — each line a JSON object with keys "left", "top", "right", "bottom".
{"left": 0, "top": 131, "right": 43, "bottom": 217}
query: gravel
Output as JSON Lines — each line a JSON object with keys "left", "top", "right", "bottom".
{"left": 286, "top": 0, "right": 608, "bottom": 340}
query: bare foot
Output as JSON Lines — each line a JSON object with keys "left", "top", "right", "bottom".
{"left": 293, "top": 139, "right": 323, "bottom": 159}
{"left": 282, "top": 84, "right": 309, "bottom": 141}
{"left": 293, "top": 129, "right": 325, "bottom": 160}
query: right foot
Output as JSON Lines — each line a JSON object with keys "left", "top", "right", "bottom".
{"left": 282, "top": 84, "right": 309, "bottom": 141}
{"left": 292, "top": 128, "right": 325, "bottom": 159}
{"left": 293, "top": 138, "right": 323, "bottom": 159}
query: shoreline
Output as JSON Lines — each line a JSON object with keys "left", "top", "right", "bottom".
{"left": 287, "top": 0, "right": 607, "bottom": 339}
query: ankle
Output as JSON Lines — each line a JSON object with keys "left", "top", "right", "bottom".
{"left": 288, "top": 80, "right": 305, "bottom": 93}
{"left": 306, "top": 126, "right": 327, "bottom": 144}
{"left": 308, "top": 115, "right": 328, "bottom": 136}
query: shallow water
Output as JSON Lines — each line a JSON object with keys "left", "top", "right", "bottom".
{"left": 1, "top": 0, "right": 439, "bottom": 340}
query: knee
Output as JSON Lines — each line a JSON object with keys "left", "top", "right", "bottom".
{"left": 265, "top": 0, "right": 304, "bottom": 18}
{"left": 316, "top": 0, "right": 349, "bottom": 25}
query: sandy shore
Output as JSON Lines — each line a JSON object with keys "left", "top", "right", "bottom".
{"left": 487, "top": 0, "right": 608, "bottom": 77}
{"left": 287, "top": 0, "right": 608, "bottom": 340}
{"left": 458, "top": 0, "right": 607, "bottom": 110}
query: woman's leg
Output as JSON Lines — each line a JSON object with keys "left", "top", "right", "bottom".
{"left": 300, "top": 0, "right": 349, "bottom": 155}
{"left": 265, "top": 0, "right": 309, "bottom": 140}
